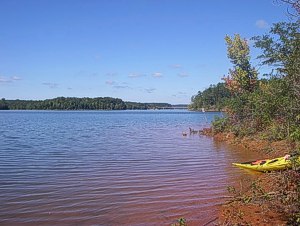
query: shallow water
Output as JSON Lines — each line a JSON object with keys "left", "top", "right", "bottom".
{"left": 0, "top": 110, "right": 257, "bottom": 225}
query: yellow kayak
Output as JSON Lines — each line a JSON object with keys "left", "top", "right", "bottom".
{"left": 232, "top": 155, "right": 299, "bottom": 172}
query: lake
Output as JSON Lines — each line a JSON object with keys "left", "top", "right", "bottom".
{"left": 0, "top": 110, "right": 257, "bottom": 225}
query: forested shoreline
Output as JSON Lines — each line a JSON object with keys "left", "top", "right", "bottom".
{"left": 189, "top": 14, "right": 300, "bottom": 224}
{"left": 0, "top": 97, "right": 176, "bottom": 110}
{"left": 190, "top": 21, "right": 299, "bottom": 143}
{"left": 189, "top": 82, "right": 231, "bottom": 111}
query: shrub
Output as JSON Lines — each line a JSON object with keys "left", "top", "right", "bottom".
{"left": 212, "top": 116, "right": 229, "bottom": 133}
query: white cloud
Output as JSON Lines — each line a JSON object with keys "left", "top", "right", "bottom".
{"left": 255, "top": 19, "right": 269, "bottom": 29}
{"left": 128, "top": 73, "right": 145, "bottom": 78}
{"left": 114, "top": 85, "right": 131, "bottom": 89}
{"left": 42, "top": 82, "right": 58, "bottom": 89}
{"left": 11, "top": 76, "right": 22, "bottom": 81}
{"left": 145, "top": 88, "right": 156, "bottom": 93}
{"left": 106, "top": 80, "right": 131, "bottom": 89}
{"left": 106, "top": 72, "right": 118, "bottom": 77}
{"left": 0, "top": 75, "right": 22, "bottom": 83}
{"left": 75, "top": 70, "right": 98, "bottom": 78}
{"left": 170, "top": 64, "right": 182, "bottom": 69}
{"left": 178, "top": 72, "right": 189, "bottom": 77}
{"left": 172, "top": 91, "right": 188, "bottom": 97}
{"left": 152, "top": 72, "right": 163, "bottom": 78}
{"left": 0, "top": 76, "right": 10, "bottom": 83}
{"left": 105, "top": 80, "right": 116, "bottom": 85}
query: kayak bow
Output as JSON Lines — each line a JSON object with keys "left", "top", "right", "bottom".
{"left": 232, "top": 155, "right": 299, "bottom": 172}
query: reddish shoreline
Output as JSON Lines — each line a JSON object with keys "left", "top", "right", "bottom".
{"left": 205, "top": 130, "right": 295, "bottom": 225}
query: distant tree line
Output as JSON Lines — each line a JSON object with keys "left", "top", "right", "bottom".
{"left": 0, "top": 97, "right": 172, "bottom": 110}
{"left": 0, "top": 98, "right": 9, "bottom": 110}
{"left": 189, "top": 82, "right": 232, "bottom": 111}
{"left": 125, "top": 101, "right": 172, "bottom": 110}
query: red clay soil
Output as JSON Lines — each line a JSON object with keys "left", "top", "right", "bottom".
{"left": 212, "top": 132, "right": 293, "bottom": 158}
{"left": 210, "top": 132, "right": 296, "bottom": 226}
{"left": 218, "top": 173, "right": 288, "bottom": 226}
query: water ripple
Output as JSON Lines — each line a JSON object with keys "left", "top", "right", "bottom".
{"left": 0, "top": 110, "right": 258, "bottom": 225}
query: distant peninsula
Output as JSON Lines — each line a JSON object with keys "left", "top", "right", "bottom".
{"left": 0, "top": 97, "right": 188, "bottom": 110}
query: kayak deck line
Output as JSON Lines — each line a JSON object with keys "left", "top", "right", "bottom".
{"left": 232, "top": 155, "right": 300, "bottom": 172}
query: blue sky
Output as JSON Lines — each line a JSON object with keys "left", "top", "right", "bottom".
{"left": 0, "top": 0, "right": 290, "bottom": 104}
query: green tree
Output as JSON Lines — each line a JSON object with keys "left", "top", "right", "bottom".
{"left": 189, "top": 83, "right": 231, "bottom": 111}
{"left": 224, "top": 34, "right": 258, "bottom": 94}
{"left": 252, "top": 22, "right": 300, "bottom": 137}
{"left": 0, "top": 98, "right": 9, "bottom": 110}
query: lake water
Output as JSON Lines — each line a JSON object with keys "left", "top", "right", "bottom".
{"left": 0, "top": 110, "right": 257, "bottom": 225}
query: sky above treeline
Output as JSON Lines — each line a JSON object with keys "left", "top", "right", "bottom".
{"left": 0, "top": 0, "right": 291, "bottom": 104}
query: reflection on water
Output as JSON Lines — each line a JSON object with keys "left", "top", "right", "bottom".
{"left": 0, "top": 110, "right": 258, "bottom": 225}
